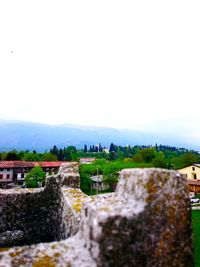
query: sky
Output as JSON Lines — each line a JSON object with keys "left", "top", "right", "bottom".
{"left": 0, "top": 1, "right": 200, "bottom": 137}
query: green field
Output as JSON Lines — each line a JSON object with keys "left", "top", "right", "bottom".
{"left": 192, "top": 210, "right": 200, "bottom": 267}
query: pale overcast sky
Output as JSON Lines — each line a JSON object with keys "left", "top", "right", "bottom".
{"left": 0, "top": 1, "right": 200, "bottom": 135}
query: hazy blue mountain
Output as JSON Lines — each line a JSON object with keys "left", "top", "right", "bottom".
{"left": 0, "top": 120, "right": 199, "bottom": 151}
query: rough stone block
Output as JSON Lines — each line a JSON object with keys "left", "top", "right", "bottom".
{"left": 0, "top": 163, "right": 80, "bottom": 247}
{"left": 80, "top": 168, "right": 193, "bottom": 267}
{"left": 58, "top": 162, "right": 80, "bottom": 188}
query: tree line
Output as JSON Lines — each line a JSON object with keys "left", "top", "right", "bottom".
{"left": 0, "top": 143, "right": 199, "bottom": 170}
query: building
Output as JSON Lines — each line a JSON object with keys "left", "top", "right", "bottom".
{"left": 178, "top": 164, "right": 200, "bottom": 193}
{"left": 0, "top": 161, "right": 63, "bottom": 188}
{"left": 79, "top": 158, "right": 96, "bottom": 164}
{"left": 90, "top": 175, "right": 109, "bottom": 192}
{"left": 178, "top": 164, "right": 200, "bottom": 180}
{"left": 103, "top": 148, "right": 109, "bottom": 154}
{"left": 186, "top": 180, "right": 200, "bottom": 194}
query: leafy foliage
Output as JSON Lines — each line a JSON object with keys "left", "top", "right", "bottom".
{"left": 25, "top": 166, "right": 46, "bottom": 188}
{"left": 152, "top": 152, "right": 167, "bottom": 168}
{"left": 1, "top": 142, "right": 199, "bottom": 172}
{"left": 79, "top": 160, "right": 153, "bottom": 194}
{"left": 103, "top": 173, "right": 118, "bottom": 191}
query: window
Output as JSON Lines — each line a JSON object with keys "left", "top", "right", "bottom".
{"left": 193, "top": 173, "right": 197, "bottom": 180}
{"left": 0, "top": 174, "right": 3, "bottom": 179}
{"left": 192, "top": 167, "right": 195, "bottom": 171}
{"left": 6, "top": 174, "right": 10, "bottom": 179}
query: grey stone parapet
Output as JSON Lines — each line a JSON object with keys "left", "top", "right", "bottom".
{"left": 58, "top": 162, "right": 80, "bottom": 188}
{"left": 0, "top": 168, "right": 193, "bottom": 267}
{"left": 81, "top": 168, "right": 193, "bottom": 267}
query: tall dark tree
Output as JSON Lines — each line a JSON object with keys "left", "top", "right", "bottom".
{"left": 109, "top": 143, "right": 116, "bottom": 153}
{"left": 58, "top": 149, "right": 63, "bottom": 161}
{"left": 84, "top": 144, "right": 88, "bottom": 153}
{"left": 50, "top": 145, "right": 59, "bottom": 157}
{"left": 99, "top": 143, "right": 103, "bottom": 152}
{"left": 5, "top": 151, "right": 19, "bottom": 160}
{"left": 64, "top": 146, "right": 77, "bottom": 161}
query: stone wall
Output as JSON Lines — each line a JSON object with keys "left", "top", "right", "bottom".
{"left": 0, "top": 168, "right": 193, "bottom": 267}
{"left": 59, "top": 187, "right": 89, "bottom": 239}
{"left": 81, "top": 169, "right": 193, "bottom": 267}
{"left": 0, "top": 162, "right": 82, "bottom": 247}
{"left": 0, "top": 180, "right": 61, "bottom": 247}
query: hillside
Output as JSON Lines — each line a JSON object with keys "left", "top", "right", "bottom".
{"left": 0, "top": 120, "right": 198, "bottom": 151}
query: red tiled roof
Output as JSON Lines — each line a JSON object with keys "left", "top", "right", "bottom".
{"left": 0, "top": 161, "right": 63, "bottom": 169}
{"left": 187, "top": 179, "right": 200, "bottom": 186}
{"left": 39, "top": 162, "right": 63, "bottom": 167}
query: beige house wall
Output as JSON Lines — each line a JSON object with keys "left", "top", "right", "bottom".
{"left": 0, "top": 168, "right": 13, "bottom": 182}
{"left": 178, "top": 165, "right": 200, "bottom": 180}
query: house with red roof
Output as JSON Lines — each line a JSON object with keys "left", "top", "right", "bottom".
{"left": 0, "top": 161, "right": 63, "bottom": 188}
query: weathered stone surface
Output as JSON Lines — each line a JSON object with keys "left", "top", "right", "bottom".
{"left": 0, "top": 163, "right": 81, "bottom": 247}
{"left": 60, "top": 187, "right": 89, "bottom": 239}
{"left": 0, "top": 236, "right": 96, "bottom": 267}
{"left": 0, "top": 177, "right": 62, "bottom": 246}
{"left": 0, "top": 168, "right": 193, "bottom": 267}
{"left": 0, "top": 230, "right": 24, "bottom": 247}
{"left": 80, "top": 168, "right": 193, "bottom": 267}
{"left": 58, "top": 162, "right": 80, "bottom": 188}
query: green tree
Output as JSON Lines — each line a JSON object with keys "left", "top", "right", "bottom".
{"left": 83, "top": 144, "right": 88, "bottom": 153}
{"left": 132, "top": 154, "right": 144, "bottom": 163}
{"left": 170, "top": 157, "right": 185, "bottom": 169}
{"left": 18, "top": 151, "right": 25, "bottom": 160}
{"left": 152, "top": 152, "right": 167, "bottom": 168}
{"left": 5, "top": 151, "right": 19, "bottom": 160}
{"left": 65, "top": 146, "right": 77, "bottom": 161}
{"left": 103, "top": 173, "right": 118, "bottom": 191}
{"left": 25, "top": 166, "right": 46, "bottom": 188}
{"left": 41, "top": 152, "right": 57, "bottom": 161}
{"left": 139, "top": 148, "right": 157, "bottom": 163}
{"left": 22, "top": 152, "right": 41, "bottom": 161}
{"left": 109, "top": 151, "right": 117, "bottom": 161}
{"left": 1, "top": 152, "right": 8, "bottom": 160}
{"left": 79, "top": 166, "right": 92, "bottom": 194}
{"left": 50, "top": 145, "right": 59, "bottom": 158}
{"left": 181, "top": 152, "right": 199, "bottom": 167}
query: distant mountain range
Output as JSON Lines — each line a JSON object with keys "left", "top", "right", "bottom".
{"left": 0, "top": 120, "right": 199, "bottom": 151}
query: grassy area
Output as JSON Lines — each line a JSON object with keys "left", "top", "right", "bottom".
{"left": 192, "top": 211, "right": 200, "bottom": 267}
{"left": 79, "top": 159, "right": 153, "bottom": 194}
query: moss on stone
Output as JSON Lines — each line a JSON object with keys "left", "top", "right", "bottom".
{"left": 32, "top": 255, "right": 55, "bottom": 267}
{"left": 99, "top": 206, "right": 111, "bottom": 212}
{"left": 72, "top": 200, "right": 83, "bottom": 212}
{"left": 9, "top": 249, "right": 24, "bottom": 258}
{"left": 0, "top": 247, "right": 10, "bottom": 252}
